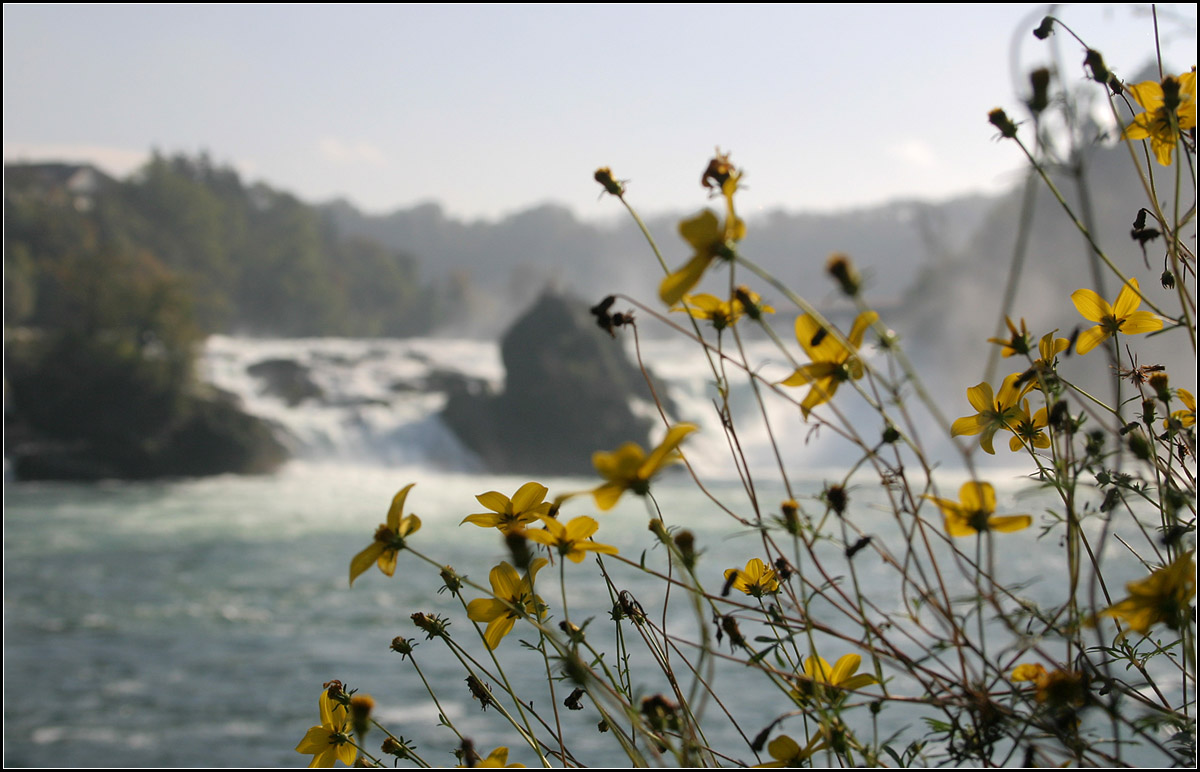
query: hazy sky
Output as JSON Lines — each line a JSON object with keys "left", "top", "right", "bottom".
{"left": 4, "top": 3, "right": 1196, "bottom": 222}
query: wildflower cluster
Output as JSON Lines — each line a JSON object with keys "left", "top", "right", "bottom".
{"left": 300, "top": 18, "right": 1194, "bottom": 768}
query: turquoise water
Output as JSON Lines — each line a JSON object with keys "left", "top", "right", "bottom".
{"left": 4, "top": 457, "right": 1185, "bottom": 767}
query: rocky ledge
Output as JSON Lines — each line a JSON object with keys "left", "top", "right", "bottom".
{"left": 442, "top": 290, "right": 674, "bottom": 476}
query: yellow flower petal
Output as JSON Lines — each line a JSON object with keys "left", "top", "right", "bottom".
{"left": 510, "top": 482, "right": 549, "bottom": 512}
{"left": 640, "top": 423, "right": 697, "bottom": 477}
{"left": 386, "top": 483, "right": 416, "bottom": 531}
{"left": 988, "top": 515, "right": 1033, "bottom": 533}
{"left": 965, "top": 382, "right": 994, "bottom": 413}
{"left": 467, "top": 597, "right": 509, "bottom": 623}
{"left": 795, "top": 314, "right": 845, "bottom": 362}
{"left": 959, "top": 481, "right": 994, "bottom": 513}
{"left": 1011, "top": 663, "right": 1048, "bottom": 682}
{"left": 1074, "top": 325, "right": 1109, "bottom": 355}
{"left": 461, "top": 512, "right": 503, "bottom": 528}
{"left": 349, "top": 542, "right": 386, "bottom": 587}
{"left": 1120, "top": 310, "right": 1163, "bottom": 335}
{"left": 592, "top": 482, "right": 626, "bottom": 511}
{"left": 490, "top": 562, "right": 521, "bottom": 599}
{"left": 660, "top": 253, "right": 713, "bottom": 307}
{"left": 678, "top": 209, "right": 721, "bottom": 250}
{"left": 950, "top": 415, "right": 985, "bottom": 437}
{"left": 830, "top": 653, "right": 862, "bottom": 684}
{"left": 1112, "top": 278, "right": 1142, "bottom": 318}
{"left": 847, "top": 310, "right": 880, "bottom": 348}
{"left": 484, "top": 615, "right": 516, "bottom": 650}
{"left": 475, "top": 491, "right": 512, "bottom": 513}
{"left": 1070, "top": 288, "right": 1111, "bottom": 323}
{"left": 1126, "top": 80, "right": 1165, "bottom": 112}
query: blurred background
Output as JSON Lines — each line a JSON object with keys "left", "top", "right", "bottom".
{"left": 3, "top": 3, "right": 1196, "bottom": 767}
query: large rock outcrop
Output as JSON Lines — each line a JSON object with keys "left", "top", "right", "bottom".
{"left": 442, "top": 291, "right": 670, "bottom": 475}
{"left": 5, "top": 333, "right": 287, "bottom": 481}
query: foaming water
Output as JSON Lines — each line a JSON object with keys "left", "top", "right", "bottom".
{"left": 8, "top": 460, "right": 1153, "bottom": 767}
{"left": 5, "top": 336, "right": 1176, "bottom": 766}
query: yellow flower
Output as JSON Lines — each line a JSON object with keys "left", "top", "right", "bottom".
{"left": 295, "top": 689, "right": 357, "bottom": 768}
{"left": 460, "top": 746, "right": 525, "bottom": 768}
{"left": 924, "top": 481, "right": 1032, "bottom": 538}
{"left": 525, "top": 515, "right": 619, "bottom": 563}
{"left": 660, "top": 211, "right": 732, "bottom": 306}
{"left": 1070, "top": 278, "right": 1163, "bottom": 355}
{"left": 754, "top": 733, "right": 828, "bottom": 767}
{"left": 467, "top": 559, "right": 549, "bottom": 649}
{"left": 660, "top": 152, "right": 747, "bottom": 306}
{"left": 1164, "top": 387, "right": 1196, "bottom": 429}
{"left": 724, "top": 558, "right": 780, "bottom": 597}
{"left": 950, "top": 373, "right": 1034, "bottom": 454}
{"left": 791, "top": 653, "right": 877, "bottom": 704}
{"left": 1010, "top": 663, "right": 1048, "bottom": 683}
{"left": 988, "top": 316, "right": 1032, "bottom": 357}
{"left": 349, "top": 483, "right": 421, "bottom": 586}
{"left": 461, "top": 482, "right": 552, "bottom": 534}
{"left": 1008, "top": 398, "right": 1050, "bottom": 452}
{"left": 1098, "top": 551, "right": 1196, "bottom": 635}
{"left": 591, "top": 423, "right": 697, "bottom": 510}
{"left": 1122, "top": 69, "right": 1197, "bottom": 165}
{"left": 673, "top": 290, "right": 774, "bottom": 330}
{"left": 1035, "top": 331, "right": 1070, "bottom": 368}
{"left": 780, "top": 310, "right": 878, "bottom": 418}
{"left": 1028, "top": 331, "right": 1070, "bottom": 390}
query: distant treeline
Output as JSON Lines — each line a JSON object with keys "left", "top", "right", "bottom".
{"left": 5, "top": 153, "right": 459, "bottom": 339}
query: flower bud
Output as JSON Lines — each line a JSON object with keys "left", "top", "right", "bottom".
{"left": 439, "top": 565, "right": 463, "bottom": 596}
{"left": 381, "top": 736, "right": 414, "bottom": 760}
{"left": 988, "top": 108, "right": 1018, "bottom": 138}
{"left": 1161, "top": 270, "right": 1176, "bottom": 289}
{"left": 826, "top": 253, "right": 862, "bottom": 296}
{"left": 411, "top": 612, "right": 450, "bottom": 639}
{"left": 1161, "top": 76, "right": 1183, "bottom": 114}
{"left": 350, "top": 695, "right": 375, "bottom": 737}
{"left": 505, "top": 530, "right": 532, "bottom": 571}
{"left": 824, "top": 484, "right": 848, "bottom": 517}
{"left": 594, "top": 167, "right": 623, "bottom": 196}
{"left": 673, "top": 530, "right": 697, "bottom": 570}
{"left": 781, "top": 499, "right": 801, "bottom": 535}
{"left": 701, "top": 150, "right": 735, "bottom": 191}
{"left": 720, "top": 615, "right": 746, "bottom": 649}
{"left": 640, "top": 694, "right": 681, "bottom": 731}
{"left": 1148, "top": 372, "right": 1170, "bottom": 402}
{"left": 1027, "top": 68, "right": 1051, "bottom": 114}
{"left": 390, "top": 636, "right": 415, "bottom": 656}
{"left": 734, "top": 285, "right": 767, "bottom": 320}
{"left": 466, "top": 675, "right": 494, "bottom": 709}
{"left": 324, "top": 679, "right": 347, "bottom": 702}
{"left": 1033, "top": 16, "right": 1055, "bottom": 39}
{"left": 773, "top": 557, "right": 793, "bottom": 582}
{"left": 1127, "top": 432, "right": 1152, "bottom": 461}
{"left": 1083, "top": 49, "right": 1109, "bottom": 85}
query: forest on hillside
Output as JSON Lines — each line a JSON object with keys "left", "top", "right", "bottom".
{"left": 4, "top": 153, "right": 458, "bottom": 339}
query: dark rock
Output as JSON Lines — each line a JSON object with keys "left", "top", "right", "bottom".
{"left": 246, "top": 358, "right": 323, "bottom": 406}
{"left": 442, "top": 290, "right": 672, "bottom": 475}
{"left": 153, "top": 389, "right": 288, "bottom": 476}
{"left": 5, "top": 335, "right": 288, "bottom": 481}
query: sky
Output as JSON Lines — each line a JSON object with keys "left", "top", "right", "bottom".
{"left": 3, "top": 3, "right": 1196, "bottom": 223}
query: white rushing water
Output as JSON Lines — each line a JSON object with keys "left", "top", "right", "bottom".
{"left": 4, "top": 335, "right": 1183, "bottom": 767}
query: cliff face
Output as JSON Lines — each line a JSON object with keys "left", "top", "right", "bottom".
{"left": 442, "top": 291, "right": 668, "bottom": 475}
